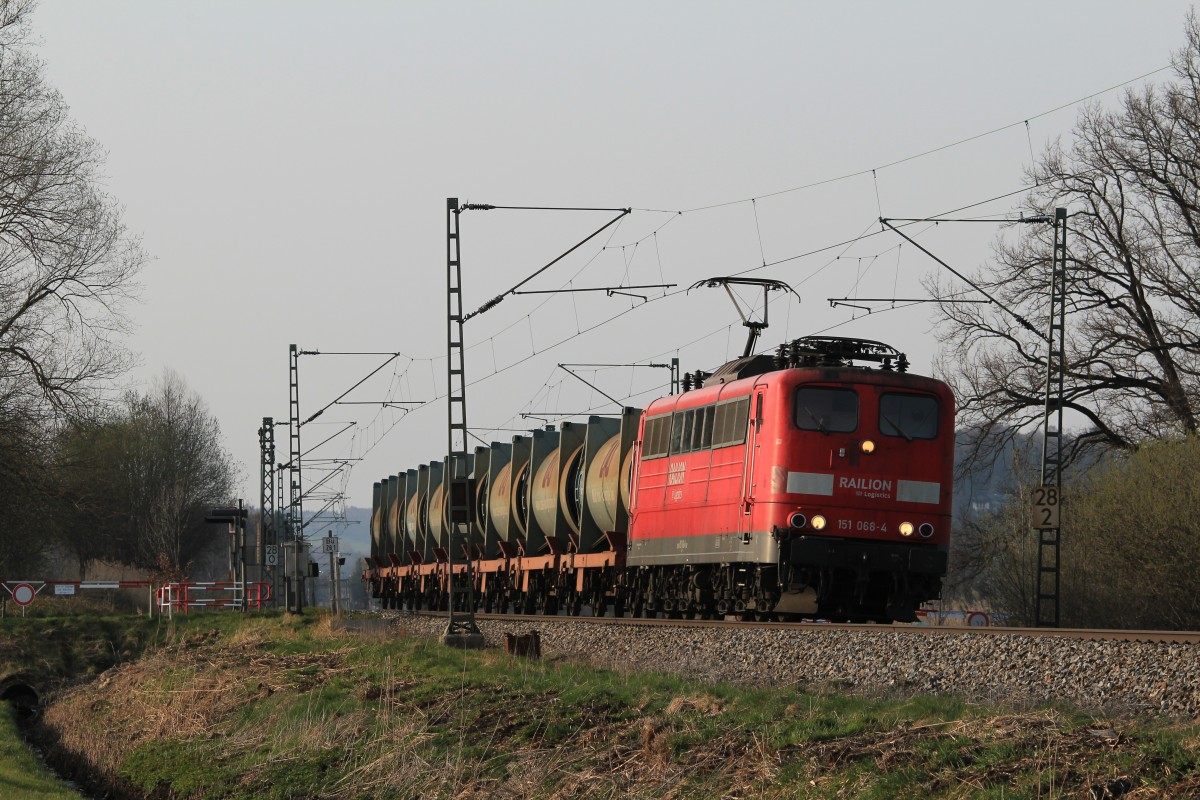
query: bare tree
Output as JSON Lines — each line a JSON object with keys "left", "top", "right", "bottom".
{"left": 133, "top": 371, "right": 237, "bottom": 569}
{"left": 56, "top": 371, "right": 237, "bottom": 575}
{"left": 0, "top": 0, "right": 145, "bottom": 429}
{"left": 931, "top": 14, "right": 1200, "bottom": 471}
{"left": 0, "top": 0, "right": 144, "bottom": 576}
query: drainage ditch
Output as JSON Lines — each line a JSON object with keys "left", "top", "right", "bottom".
{"left": 1, "top": 678, "right": 40, "bottom": 722}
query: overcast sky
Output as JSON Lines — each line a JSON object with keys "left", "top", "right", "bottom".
{"left": 31, "top": 1, "right": 1198, "bottom": 517}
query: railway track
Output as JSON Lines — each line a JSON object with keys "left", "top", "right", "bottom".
{"left": 382, "top": 609, "right": 1200, "bottom": 715}
{"left": 402, "top": 610, "right": 1200, "bottom": 644}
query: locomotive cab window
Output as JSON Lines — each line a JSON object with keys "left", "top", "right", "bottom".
{"left": 668, "top": 406, "right": 715, "bottom": 455}
{"left": 671, "top": 411, "right": 687, "bottom": 454}
{"left": 696, "top": 405, "right": 715, "bottom": 450}
{"left": 879, "top": 393, "right": 938, "bottom": 440}
{"left": 794, "top": 387, "right": 858, "bottom": 433}
{"left": 642, "top": 414, "right": 672, "bottom": 459}
{"left": 712, "top": 397, "right": 751, "bottom": 448}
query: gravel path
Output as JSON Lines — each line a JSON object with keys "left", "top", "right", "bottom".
{"left": 376, "top": 612, "right": 1200, "bottom": 718}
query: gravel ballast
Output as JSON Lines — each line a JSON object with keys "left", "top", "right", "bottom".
{"left": 378, "top": 612, "right": 1200, "bottom": 717}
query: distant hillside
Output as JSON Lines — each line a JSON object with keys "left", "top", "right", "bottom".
{"left": 334, "top": 506, "right": 372, "bottom": 555}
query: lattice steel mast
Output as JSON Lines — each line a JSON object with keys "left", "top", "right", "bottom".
{"left": 258, "top": 417, "right": 277, "bottom": 603}
{"left": 1036, "top": 208, "right": 1068, "bottom": 627}
{"left": 289, "top": 344, "right": 303, "bottom": 539}
{"left": 880, "top": 209, "right": 1069, "bottom": 628}
{"left": 443, "top": 198, "right": 483, "bottom": 646}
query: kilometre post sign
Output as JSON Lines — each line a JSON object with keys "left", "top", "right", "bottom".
{"left": 1032, "top": 486, "right": 1060, "bottom": 529}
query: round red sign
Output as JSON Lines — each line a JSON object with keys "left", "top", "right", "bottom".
{"left": 11, "top": 583, "right": 35, "bottom": 606}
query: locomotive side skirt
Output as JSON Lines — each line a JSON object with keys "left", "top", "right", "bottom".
{"left": 628, "top": 530, "right": 777, "bottom": 564}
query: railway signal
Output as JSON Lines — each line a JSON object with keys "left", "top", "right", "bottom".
{"left": 206, "top": 501, "right": 250, "bottom": 613}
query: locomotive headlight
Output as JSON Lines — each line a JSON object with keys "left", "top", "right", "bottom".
{"left": 919, "top": 522, "right": 935, "bottom": 538}
{"left": 810, "top": 514, "right": 827, "bottom": 530}
{"left": 899, "top": 521, "right": 915, "bottom": 537}
{"left": 861, "top": 439, "right": 876, "bottom": 454}
{"left": 789, "top": 512, "right": 807, "bottom": 529}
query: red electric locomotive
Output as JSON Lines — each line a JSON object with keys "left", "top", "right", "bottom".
{"left": 362, "top": 336, "right": 954, "bottom": 623}
{"left": 625, "top": 336, "right": 954, "bottom": 621}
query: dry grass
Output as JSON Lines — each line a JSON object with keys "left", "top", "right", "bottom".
{"left": 25, "top": 614, "right": 1200, "bottom": 799}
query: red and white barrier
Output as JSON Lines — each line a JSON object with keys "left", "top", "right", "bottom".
{"left": 0, "top": 579, "right": 272, "bottom": 615}
{"left": 157, "top": 581, "right": 272, "bottom": 614}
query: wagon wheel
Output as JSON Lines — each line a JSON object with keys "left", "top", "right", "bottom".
{"left": 498, "top": 584, "right": 513, "bottom": 614}
{"left": 567, "top": 592, "right": 583, "bottom": 616}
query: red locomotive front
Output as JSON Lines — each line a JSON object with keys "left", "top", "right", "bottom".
{"left": 628, "top": 337, "right": 954, "bottom": 621}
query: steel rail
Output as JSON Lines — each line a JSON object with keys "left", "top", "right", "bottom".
{"left": 401, "top": 611, "right": 1200, "bottom": 644}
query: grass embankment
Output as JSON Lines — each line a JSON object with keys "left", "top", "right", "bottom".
{"left": 0, "top": 612, "right": 164, "bottom": 682}
{"left": 20, "top": 612, "right": 1200, "bottom": 799}
{"left": 0, "top": 703, "right": 79, "bottom": 800}
{"left": 0, "top": 610, "right": 171, "bottom": 800}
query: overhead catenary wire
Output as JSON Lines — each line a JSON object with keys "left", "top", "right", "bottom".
{"left": 751, "top": 199, "right": 767, "bottom": 267}
{"left": 461, "top": 206, "right": 632, "bottom": 320}
{"left": 300, "top": 352, "right": 405, "bottom": 426}
{"left": 628, "top": 64, "right": 1168, "bottom": 216}
{"left": 459, "top": 213, "right": 631, "bottom": 357}
{"left": 332, "top": 62, "right": 1175, "bottom": 498}
{"left": 441, "top": 61, "right": 1174, "bottom": 382}
{"left": 344, "top": 180, "right": 1033, "bottom": 475}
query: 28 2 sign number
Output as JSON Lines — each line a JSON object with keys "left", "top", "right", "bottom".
{"left": 1032, "top": 486, "right": 1060, "bottom": 529}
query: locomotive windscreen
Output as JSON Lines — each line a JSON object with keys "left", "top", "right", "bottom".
{"left": 879, "top": 393, "right": 939, "bottom": 440}
{"left": 794, "top": 387, "right": 858, "bottom": 433}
